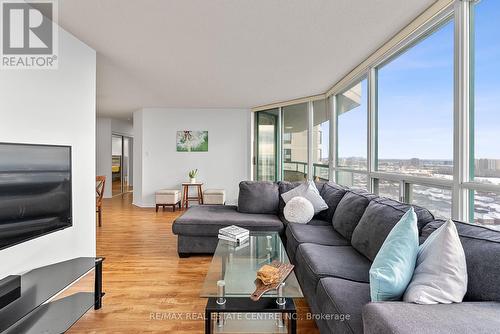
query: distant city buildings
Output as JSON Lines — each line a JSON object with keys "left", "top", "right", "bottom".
{"left": 258, "top": 125, "right": 500, "bottom": 227}
{"left": 476, "top": 158, "right": 500, "bottom": 178}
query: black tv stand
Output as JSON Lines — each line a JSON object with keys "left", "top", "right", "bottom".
{"left": 0, "top": 257, "right": 104, "bottom": 333}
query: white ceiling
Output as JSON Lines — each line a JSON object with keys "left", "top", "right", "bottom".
{"left": 58, "top": 0, "right": 436, "bottom": 119}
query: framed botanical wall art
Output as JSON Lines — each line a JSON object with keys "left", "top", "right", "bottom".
{"left": 176, "top": 130, "right": 208, "bottom": 152}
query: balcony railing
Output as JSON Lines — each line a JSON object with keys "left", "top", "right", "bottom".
{"left": 283, "top": 161, "right": 329, "bottom": 181}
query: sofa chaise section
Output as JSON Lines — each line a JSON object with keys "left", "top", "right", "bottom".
{"left": 172, "top": 180, "right": 341, "bottom": 257}
{"left": 172, "top": 205, "right": 283, "bottom": 256}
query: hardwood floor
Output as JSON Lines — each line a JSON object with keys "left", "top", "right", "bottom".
{"left": 111, "top": 179, "right": 133, "bottom": 196}
{"left": 69, "top": 193, "right": 319, "bottom": 333}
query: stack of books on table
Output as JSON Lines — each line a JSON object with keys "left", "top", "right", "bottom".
{"left": 218, "top": 225, "right": 249, "bottom": 244}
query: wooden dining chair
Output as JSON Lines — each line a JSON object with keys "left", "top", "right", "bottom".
{"left": 96, "top": 175, "right": 106, "bottom": 227}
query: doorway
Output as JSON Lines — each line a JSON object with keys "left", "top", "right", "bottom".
{"left": 112, "top": 134, "right": 133, "bottom": 196}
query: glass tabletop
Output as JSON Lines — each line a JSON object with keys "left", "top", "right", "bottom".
{"left": 200, "top": 232, "right": 303, "bottom": 298}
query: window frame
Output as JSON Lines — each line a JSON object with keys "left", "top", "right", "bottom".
{"left": 331, "top": 5, "right": 459, "bottom": 217}
{"left": 251, "top": 0, "right": 500, "bottom": 224}
{"left": 466, "top": 0, "right": 500, "bottom": 223}
{"left": 334, "top": 75, "right": 369, "bottom": 177}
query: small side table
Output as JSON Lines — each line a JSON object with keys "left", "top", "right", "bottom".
{"left": 182, "top": 182, "right": 204, "bottom": 208}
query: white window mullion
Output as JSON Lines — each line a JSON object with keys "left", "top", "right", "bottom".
{"left": 367, "top": 68, "right": 377, "bottom": 193}
{"left": 251, "top": 112, "right": 256, "bottom": 181}
{"left": 277, "top": 107, "right": 283, "bottom": 181}
{"left": 453, "top": 0, "right": 472, "bottom": 221}
{"left": 329, "top": 95, "right": 337, "bottom": 182}
{"left": 307, "top": 101, "right": 314, "bottom": 181}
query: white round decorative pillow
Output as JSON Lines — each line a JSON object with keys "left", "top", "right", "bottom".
{"left": 284, "top": 196, "right": 314, "bottom": 224}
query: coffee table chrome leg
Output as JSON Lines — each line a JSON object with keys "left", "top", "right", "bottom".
{"left": 276, "top": 282, "right": 286, "bottom": 305}
{"left": 216, "top": 280, "right": 226, "bottom": 305}
{"left": 216, "top": 312, "right": 224, "bottom": 328}
{"left": 276, "top": 312, "right": 285, "bottom": 328}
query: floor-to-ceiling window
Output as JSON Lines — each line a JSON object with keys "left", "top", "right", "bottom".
{"left": 335, "top": 78, "right": 368, "bottom": 189}
{"left": 470, "top": 0, "right": 500, "bottom": 226}
{"left": 282, "top": 103, "right": 308, "bottom": 182}
{"left": 375, "top": 19, "right": 454, "bottom": 218}
{"left": 375, "top": 180, "right": 400, "bottom": 201}
{"left": 313, "top": 99, "right": 329, "bottom": 181}
{"left": 377, "top": 21, "right": 454, "bottom": 179}
{"left": 255, "top": 109, "right": 279, "bottom": 181}
{"left": 252, "top": 0, "right": 500, "bottom": 227}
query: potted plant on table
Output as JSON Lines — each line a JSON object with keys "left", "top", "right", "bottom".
{"left": 188, "top": 169, "right": 198, "bottom": 184}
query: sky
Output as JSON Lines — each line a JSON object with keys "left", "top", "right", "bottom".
{"left": 337, "top": 0, "right": 500, "bottom": 161}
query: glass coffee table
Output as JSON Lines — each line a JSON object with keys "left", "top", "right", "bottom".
{"left": 200, "top": 232, "right": 303, "bottom": 333}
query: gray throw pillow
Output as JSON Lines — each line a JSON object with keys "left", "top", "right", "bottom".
{"left": 237, "top": 181, "right": 279, "bottom": 214}
{"left": 281, "top": 181, "right": 328, "bottom": 214}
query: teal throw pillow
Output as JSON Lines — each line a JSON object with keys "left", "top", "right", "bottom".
{"left": 369, "top": 207, "right": 419, "bottom": 301}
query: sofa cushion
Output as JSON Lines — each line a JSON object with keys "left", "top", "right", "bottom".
{"left": 237, "top": 181, "right": 279, "bottom": 214}
{"left": 307, "top": 219, "right": 332, "bottom": 226}
{"left": 422, "top": 220, "right": 500, "bottom": 302}
{"left": 172, "top": 205, "right": 284, "bottom": 236}
{"left": 351, "top": 197, "right": 434, "bottom": 261}
{"left": 332, "top": 189, "right": 377, "bottom": 241}
{"left": 295, "top": 244, "right": 371, "bottom": 300}
{"left": 315, "top": 182, "right": 348, "bottom": 223}
{"left": 362, "top": 301, "right": 500, "bottom": 334}
{"left": 317, "top": 277, "right": 370, "bottom": 334}
{"left": 285, "top": 224, "right": 350, "bottom": 263}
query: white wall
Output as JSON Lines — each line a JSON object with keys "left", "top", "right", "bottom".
{"left": 0, "top": 28, "right": 96, "bottom": 277}
{"left": 133, "top": 108, "right": 251, "bottom": 206}
{"left": 96, "top": 117, "right": 112, "bottom": 198}
{"left": 133, "top": 111, "right": 144, "bottom": 204}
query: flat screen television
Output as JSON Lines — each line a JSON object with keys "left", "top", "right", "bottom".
{"left": 0, "top": 143, "right": 72, "bottom": 250}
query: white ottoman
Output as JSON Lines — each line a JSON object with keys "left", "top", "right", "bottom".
{"left": 203, "top": 189, "right": 226, "bottom": 205}
{"left": 155, "top": 189, "right": 181, "bottom": 212}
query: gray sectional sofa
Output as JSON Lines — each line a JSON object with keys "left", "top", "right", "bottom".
{"left": 172, "top": 181, "right": 500, "bottom": 333}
